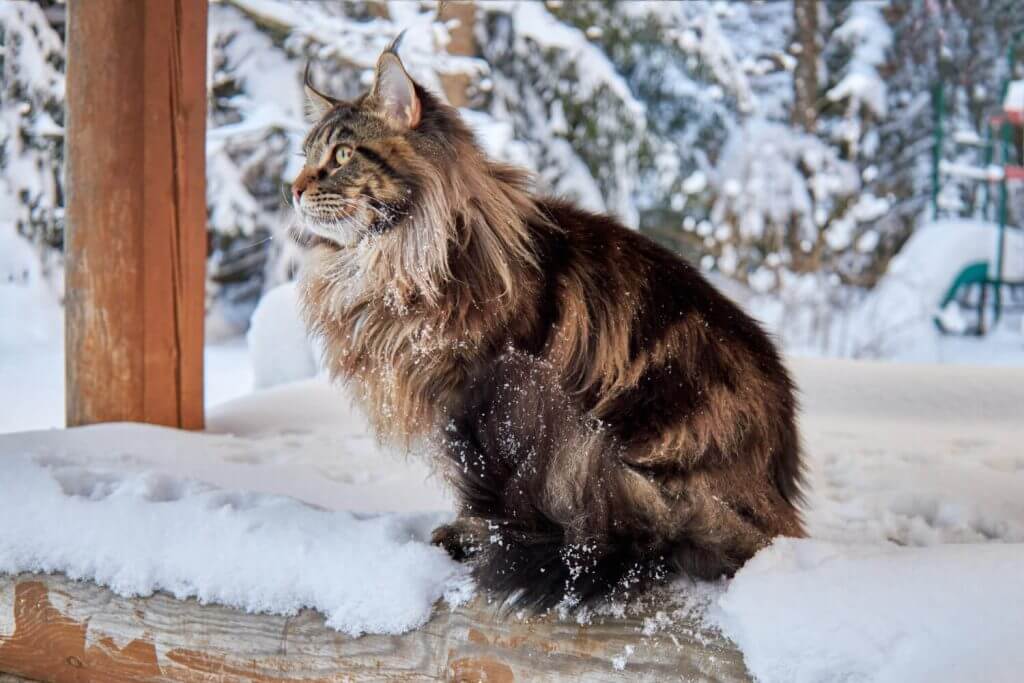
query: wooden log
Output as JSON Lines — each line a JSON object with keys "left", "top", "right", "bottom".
{"left": 65, "top": 0, "right": 207, "bottom": 430}
{"left": 0, "top": 573, "right": 751, "bottom": 682}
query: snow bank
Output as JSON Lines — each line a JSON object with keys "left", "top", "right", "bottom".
{"left": 711, "top": 358, "right": 1024, "bottom": 681}
{"left": 852, "top": 219, "right": 1024, "bottom": 361}
{"left": 247, "top": 282, "right": 320, "bottom": 388}
{"left": 883, "top": 220, "right": 1024, "bottom": 303}
{"left": 714, "top": 538, "right": 1024, "bottom": 683}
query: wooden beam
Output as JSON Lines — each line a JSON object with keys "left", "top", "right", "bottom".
{"left": 65, "top": 0, "right": 207, "bottom": 429}
{"left": 0, "top": 573, "right": 751, "bottom": 682}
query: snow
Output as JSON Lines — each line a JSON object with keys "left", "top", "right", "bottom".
{"left": 704, "top": 357, "right": 1024, "bottom": 681}
{"left": 739, "top": 218, "right": 1024, "bottom": 363}
{"left": 952, "top": 129, "right": 985, "bottom": 147}
{"left": 0, "top": 227, "right": 61, "bottom": 350}
{"left": 611, "top": 644, "right": 635, "bottom": 671}
{"left": 939, "top": 159, "right": 1004, "bottom": 182}
{"left": 711, "top": 118, "right": 860, "bottom": 244}
{"left": 247, "top": 282, "right": 319, "bottom": 389}
{"left": 0, "top": 452, "right": 464, "bottom": 636}
{"left": 0, "top": 373, "right": 458, "bottom": 636}
{"left": 849, "top": 219, "right": 1024, "bottom": 362}
{"left": 484, "top": 1, "right": 645, "bottom": 119}
{"left": 1004, "top": 80, "right": 1024, "bottom": 113}
{"left": 0, "top": 224, "right": 63, "bottom": 433}
{"left": 682, "top": 170, "right": 707, "bottom": 195}
{"left": 826, "top": 3, "right": 892, "bottom": 118}
{"left": 714, "top": 540, "right": 1024, "bottom": 683}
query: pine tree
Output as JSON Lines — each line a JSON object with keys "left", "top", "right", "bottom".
{"left": 0, "top": 1, "right": 66, "bottom": 290}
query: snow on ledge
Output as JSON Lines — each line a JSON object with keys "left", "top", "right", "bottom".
{"left": 0, "top": 451, "right": 468, "bottom": 636}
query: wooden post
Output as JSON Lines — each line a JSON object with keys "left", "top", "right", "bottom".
{"left": 65, "top": 0, "right": 207, "bottom": 429}
{"left": 438, "top": 1, "right": 477, "bottom": 107}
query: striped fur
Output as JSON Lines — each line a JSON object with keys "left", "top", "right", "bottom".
{"left": 292, "top": 50, "right": 805, "bottom": 609}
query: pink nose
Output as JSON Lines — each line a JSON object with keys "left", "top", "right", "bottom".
{"left": 292, "top": 186, "right": 303, "bottom": 203}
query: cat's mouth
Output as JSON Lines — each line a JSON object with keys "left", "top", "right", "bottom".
{"left": 295, "top": 200, "right": 374, "bottom": 247}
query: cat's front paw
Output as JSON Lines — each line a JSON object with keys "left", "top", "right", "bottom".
{"left": 431, "top": 521, "right": 484, "bottom": 562}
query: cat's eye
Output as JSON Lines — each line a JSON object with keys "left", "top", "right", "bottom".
{"left": 334, "top": 145, "right": 353, "bottom": 166}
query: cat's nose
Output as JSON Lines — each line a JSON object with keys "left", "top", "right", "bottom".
{"left": 291, "top": 169, "right": 313, "bottom": 206}
{"left": 292, "top": 179, "right": 310, "bottom": 206}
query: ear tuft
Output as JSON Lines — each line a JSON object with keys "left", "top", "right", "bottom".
{"left": 303, "top": 62, "right": 337, "bottom": 120}
{"left": 372, "top": 51, "right": 421, "bottom": 130}
{"left": 387, "top": 29, "right": 408, "bottom": 56}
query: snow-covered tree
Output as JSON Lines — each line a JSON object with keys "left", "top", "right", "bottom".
{"left": 0, "top": 1, "right": 65, "bottom": 291}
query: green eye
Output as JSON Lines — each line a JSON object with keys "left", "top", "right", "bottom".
{"left": 335, "top": 145, "right": 353, "bottom": 165}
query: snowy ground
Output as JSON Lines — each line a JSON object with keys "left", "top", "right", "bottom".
{"left": 715, "top": 359, "right": 1024, "bottom": 682}
{"left": 1, "top": 350, "right": 1022, "bottom": 679}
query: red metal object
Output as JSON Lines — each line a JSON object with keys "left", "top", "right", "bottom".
{"left": 990, "top": 111, "right": 1024, "bottom": 126}
{"left": 1004, "top": 165, "right": 1024, "bottom": 181}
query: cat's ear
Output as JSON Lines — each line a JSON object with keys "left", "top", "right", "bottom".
{"left": 371, "top": 42, "right": 421, "bottom": 130}
{"left": 303, "top": 63, "right": 337, "bottom": 120}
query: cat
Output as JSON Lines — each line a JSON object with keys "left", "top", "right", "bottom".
{"left": 291, "top": 44, "right": 804, "bottom": 610}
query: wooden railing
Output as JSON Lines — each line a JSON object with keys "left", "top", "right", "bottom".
{"left": 0, "top": 573, "right": 750, "bottom": 682}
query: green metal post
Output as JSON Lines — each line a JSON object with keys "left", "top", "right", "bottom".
{"left": 995, "top": 120, "right": 1010, "bottom": 325}
{"left": 993, "top": 32, "right": 1024, "bottom": 325}
{"left": 931, "top": 81, "right": 944, "bottom": 220}
{"left": 983, "top": 122, "right": 993, "bottom": 220}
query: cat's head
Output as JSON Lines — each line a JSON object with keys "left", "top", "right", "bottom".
{"left": 291, "top": 42, "right": 465, "bottom": 247}
{"left": 293, "top": 43, "right": 540, "bottom": 306}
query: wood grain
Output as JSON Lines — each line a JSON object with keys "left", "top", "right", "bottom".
{"left": 65, "top": 0, "right": 206, "bottom": 430}
{"left": 0, "top": 573, "right": 751, "bottom": 682}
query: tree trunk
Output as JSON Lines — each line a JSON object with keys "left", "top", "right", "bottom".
{"left": 792, "top": 0, "right": 819, "bottom": 133}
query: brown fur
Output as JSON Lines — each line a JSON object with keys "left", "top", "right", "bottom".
{"left": 292, "top": 49, "right": 804, "bottom": 609}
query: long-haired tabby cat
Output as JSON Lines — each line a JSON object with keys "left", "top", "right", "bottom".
{"left": 292, "top": 45, "right": 804, "bottom": 609}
